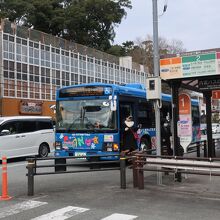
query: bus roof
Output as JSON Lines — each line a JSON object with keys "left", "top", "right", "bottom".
{"left": 57, "top": 83, "right": 199, "bottom": 105}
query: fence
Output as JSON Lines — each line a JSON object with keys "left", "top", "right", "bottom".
{"left": 26, "top": 154, "right": 127, "bottom": 196}
{"left": 187, "top": 138, "right": 220, "bottom": 157}
{"left": 26, "top": 139, "right": 220, "bottom": 195}
{"left": 131, "top": 153, "right": 220, "bottom": 189}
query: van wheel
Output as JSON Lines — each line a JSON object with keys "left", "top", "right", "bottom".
{"left": 39, "top": 144, "right": 49, "bottom": 157}
{"left": 140, "top": 137, "right": 151, "bottom": 154}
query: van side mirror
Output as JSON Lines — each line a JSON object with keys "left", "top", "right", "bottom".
{"left": 0, "top": 129, "right": 10, "bottom": 136}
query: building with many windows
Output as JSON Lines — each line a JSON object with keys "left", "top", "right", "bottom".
{"left": 0, "top": 19, "right": 148, "bottom": 117}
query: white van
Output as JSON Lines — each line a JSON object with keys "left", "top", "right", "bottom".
{"left": 0, "top": 116, "right": 54, "bottom": 159}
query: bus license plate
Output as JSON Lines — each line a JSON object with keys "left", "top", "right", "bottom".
{"left": 75, "top": 152, "right": 86, "bottom": 158}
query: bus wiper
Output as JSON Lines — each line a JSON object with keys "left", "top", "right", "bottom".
{"left": 67, "top": 118, "right": 81, "bottom": 131}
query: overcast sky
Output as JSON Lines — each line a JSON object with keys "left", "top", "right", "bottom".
{"left": 114, "top": 0, "right": 220, "bottom": 52}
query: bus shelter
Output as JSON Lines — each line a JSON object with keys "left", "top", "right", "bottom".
{"left": 160, "top": 51, "right": 220, "bottom": 158}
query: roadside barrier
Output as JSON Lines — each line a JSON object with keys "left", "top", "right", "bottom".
{"left": 0, "top": 156, "right": 12, "bottom": 201}
{"left": 26, "top": 154, "right": 127, "bottom": 196}
{"left": 25, "top": 141, "right": 220, "bottom": 196}
{"left": 187, "top": 138, "right": 220, "bottom": 157}
{"left": 131, "top": 153, "right": 220, "bottom": 190}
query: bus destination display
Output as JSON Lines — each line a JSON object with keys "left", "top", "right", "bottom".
{"left": 59, "top": 86, "right": 112, "bottom": 97}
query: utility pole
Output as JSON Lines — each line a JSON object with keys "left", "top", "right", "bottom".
{"left": 152, "top": 0, "right": 162, "bottom": 185}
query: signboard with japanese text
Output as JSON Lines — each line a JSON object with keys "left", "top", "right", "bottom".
{"left": 198, "top": 78, "right": 220, "bottom": 91}
{"left": 160, "top": 57, "right": 182, "bottom": 79}
{"left": 178, "top": 93, "right": 192, "bottom": 149}
{"left": 20, "top": 100, "right": 42, "bottom": 114}
{"left": 160, "top": 52, "right": 220, "bottom": 80}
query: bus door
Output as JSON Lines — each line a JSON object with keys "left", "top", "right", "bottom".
{"left": 119, "top": 102, "right": 134, "bottom": 142}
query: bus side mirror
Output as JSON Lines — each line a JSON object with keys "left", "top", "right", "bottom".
{"left": 109, "top": 95, "right": 117, "bottom": 111}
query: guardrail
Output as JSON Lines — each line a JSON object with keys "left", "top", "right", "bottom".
{"left": 26, "top": 154, "right": 128, "bottom": 196}
{"left": 187, "top": 138, "right": 220, "bottom": 157}
{"left": 187, "top": 140, "right": 207, "bottom": 157}
{"left": 131, "top": 153, "right": 220, "bottom": 190}
{"left": 26, "top": 140, "right": 220, "bottom": 196}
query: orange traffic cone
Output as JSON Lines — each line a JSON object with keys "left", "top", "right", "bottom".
{"left": 0, "top": 156, "right": 12, "bottom": 200}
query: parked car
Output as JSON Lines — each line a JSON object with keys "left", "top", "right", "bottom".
{"left": 0, "top": 116, "right": 54, "bottom": 159}
{"left": 212, "top": 123, "right": 220, "bottom": 134}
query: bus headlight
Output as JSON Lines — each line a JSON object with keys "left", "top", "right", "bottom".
{"left": 55, "top": 141, "right": 62, "bottom": 150}
{"left": 103, "top": 143, "right": 119, "bottom": 152}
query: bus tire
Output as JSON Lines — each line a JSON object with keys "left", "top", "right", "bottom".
{"left": 140, "top": 137, "right": 151, "bottom": 154}
{"left": 38, "top": 143, "right": 49, "bottom": 157}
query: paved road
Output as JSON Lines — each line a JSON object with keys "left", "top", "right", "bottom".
{"left": 1, "top": 154, "right": 220, "bottom": 220}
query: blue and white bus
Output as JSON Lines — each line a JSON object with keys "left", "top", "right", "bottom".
{"left": 54, "top": 83, "right": 200, "bottom": 159}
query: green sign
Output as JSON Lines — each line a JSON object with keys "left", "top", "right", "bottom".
{"left": 182, "top": 53, "right": 216, "bottom": 77}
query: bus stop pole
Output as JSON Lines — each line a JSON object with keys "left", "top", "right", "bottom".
{"left": 171, "top": 81, "right": 182, "bottom": 182}
{"left": 152, "top": 0, "right": 162, "bottom": 185}
{"left": 204, "top": 91, "right": 213, "bottom": 157}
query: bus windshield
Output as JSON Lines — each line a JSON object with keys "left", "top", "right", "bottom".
{"left": 56, "top": 99, "right": 117, "bottom": 132}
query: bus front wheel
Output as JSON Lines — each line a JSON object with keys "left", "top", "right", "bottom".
{"left": 140, "top": 137, "right": 151, "bottom": 154}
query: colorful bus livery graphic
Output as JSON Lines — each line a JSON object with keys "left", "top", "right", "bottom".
{"left": 55, "top": 132, "right": 118, "bottom": 157}
{"left": 57, "top": 133, "right": 102, "bottom": 149}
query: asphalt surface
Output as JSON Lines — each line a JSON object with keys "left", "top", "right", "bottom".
{"left": 0, "top": 152, "right": 220, "bottom": 220}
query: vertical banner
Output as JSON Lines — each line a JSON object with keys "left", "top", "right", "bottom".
{"left": 178, "top": 93, "right": 192, "bottom": 150}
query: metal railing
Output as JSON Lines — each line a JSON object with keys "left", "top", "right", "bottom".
{"left": 187, "top": 138, "right": 220, "bottom": 157}
{"left": 26, "top": 154, "right": 127, "bottom": 196}
{"left": 26, "top": 139, "right": 220, "bottom": 196}
{"left": 131, "top": 153, "right": 220, "bottom": 190}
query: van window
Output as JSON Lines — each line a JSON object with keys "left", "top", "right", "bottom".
{"left": 38, "top": 120, "right": 53, "bottom": 130}
{"left": 19, "top": 121, "right": 37, "bottom": 133}
{"left": 0, "top": 121, "right": 18, "bottom": 135}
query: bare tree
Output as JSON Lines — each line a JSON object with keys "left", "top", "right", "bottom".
{"left": 127, "top": 35, "right": 186, "bottom": 75}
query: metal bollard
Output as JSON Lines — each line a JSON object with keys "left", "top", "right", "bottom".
{"left": 27, "top": 159, "right": 35, "bottom": 196}
{"left": 175, "top": 171, "right": 182, "bottom": 182}
{"left": 120, "top": 157, "right": 126, "bottom": 189}
{"left": 137, "top": 156, "right": 144, "bottom": 190}
{"left": 196, "top": 143, "right": 200, "bottom": 157}
{"left": 132, "top": 156, "right": 138, "bottom": 188}
{"left": 204, "top": 140, "right": 207, "bottom": 157}
{"left": 213, "top": 139, "right": 216, "bottom": 157}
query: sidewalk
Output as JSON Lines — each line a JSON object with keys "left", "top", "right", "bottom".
{"left": 141, "top": 171, "right": 220, "bottom": 199}
{"left": 135, "top": 149, "right": 220, "bottom": 200}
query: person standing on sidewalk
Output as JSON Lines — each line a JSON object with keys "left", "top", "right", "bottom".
{"left": 121, "top": 116, "right": 139, "bottom": 156}
{"left": 161, "top": 118, "right": 173, "bottom": 156}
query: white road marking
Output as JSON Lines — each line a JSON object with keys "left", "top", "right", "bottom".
{"left": 31, "top": 206, "right": 90, "bottom": 220}
{"left": 0, "top": 200, "right": 48, "bottom": 219}
{"left": 101, "top": 213, "right": 138, "bottom": 220}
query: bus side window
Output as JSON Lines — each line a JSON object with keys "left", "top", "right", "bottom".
{"left": 137, "top": 103, "right": 155, "bottom": 128}
{"left": 119, "top": 103, "right": 133, "bottom": 128}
